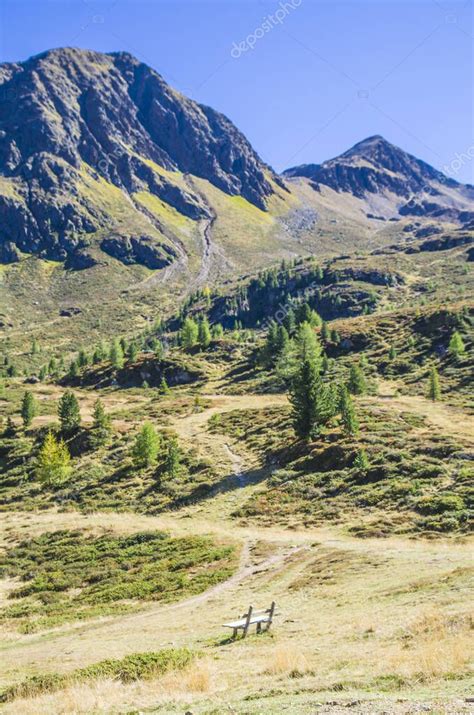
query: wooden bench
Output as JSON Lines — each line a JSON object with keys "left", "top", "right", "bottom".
{"left": 223, "top": 602, "right": 276, "bottom": 639}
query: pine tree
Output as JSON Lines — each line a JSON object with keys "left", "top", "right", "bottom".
{"left": 89, "top": 399, "right": 111, "bottom": 448}
{"left": 159, "top": 376, "right": 170, "bottom": 394}
{"left": 296, "top": 322, "right": 322, "bottom": 365}
{"left": 58, "top": 391, "right": 81, "bottom": 435}
{"left": 354, "top": 448, "right": 369, "bottom": 471}
{"left": 92, "top": 347, "right": 103, "bottom": 364}
{"left": 38, "top": 365, "right": 47, "bottom": 381}
{"left": 131, "top": 422, "right": 160, "bottom": 468}
{"left": 388, "top": 345, "right": 397, "bottom": 361}
{"left": 127, "top": 341, "right": 138, "bottom": 363}
{"left": 295, "top": 303, "right": 312, "bottom": 325}
{"left": 31, "top": 339, "right": 40, "bottom": 355}
{"left": 347, "top": 364, "right": 366, "bottom": 395}
{"left": 428, "top": 365, "right": 441, "bottom": 401}
{"left": 320, "top": 321, "right": 330, "bottom": 342}
{"left": 110, "top": 339, "right": 124, "bottom": 369}
{"left": 77, "top": 349, "right": 89, "bottom": 368}
{"left": 68, "top": 360, "right": 79, "bottom": 378}
{"left": 198, "top": 316, "right": 212, "bottom": 349}
{"left": 36, "top": 431, "right": 71, "bottom": 485}
{"left": 339, "top": 387, "right": 359, "bottom": 436}
{"left": 180, "top": 317, "right": 199, "bottom": 349}
{"left": 289, "top": 357, "right": 321, "bottom": 440}
{"left": 330, "top": 328, "right": 340, "bottom": 344}
{"left": 154, "top": 340, "right": 164, "bottom": 359}
{"left": 20, "top": 391, "right": 37, "bottom": 428}
{"left": 48, "top": 357, "right": 57, "bottom": 375}
{"left": 212, "top": 323, "right": 224, "bottom": 339}
{"left": 164, "top": 436, "right": 181, "bottom": 478}
{"left": 283, "top": 308, "right": 296, "bottom": 335}
{"left": 448, "top": 330, "right": 465, "bottom": 358}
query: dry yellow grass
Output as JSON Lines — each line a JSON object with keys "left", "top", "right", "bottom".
{"left": 386, "top": 609, "right": 473, "bottom": 681}
{"left": 264, "top": 643, "right": 310, "bottom": 677}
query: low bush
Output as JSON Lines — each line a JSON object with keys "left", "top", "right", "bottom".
{"left": 0, "top": 648, "right": 194, "bottom": 702}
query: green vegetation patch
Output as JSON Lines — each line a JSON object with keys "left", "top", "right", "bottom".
{"left": 0, "top": 529, "right": 236, "bottom": 632}
{"left": 0, "top": 647, "right": 194, "bottom": 702}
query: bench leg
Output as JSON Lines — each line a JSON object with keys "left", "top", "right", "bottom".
{"left": 256, "top": 622, "right": 262, "bottom": 634}
{"left": 232, "top": 628, "right": 238, "bottom": 639}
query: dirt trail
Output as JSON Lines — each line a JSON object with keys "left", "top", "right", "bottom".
{"left": 2, "top": 384, "right": 473, "bottom": 695}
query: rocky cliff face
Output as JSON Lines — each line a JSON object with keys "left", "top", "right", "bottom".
{"left": 284, "top": 135, "right": 474, "bottom": 223}
{"left": 0, "top": 48, "right": 277, "bottom": 266}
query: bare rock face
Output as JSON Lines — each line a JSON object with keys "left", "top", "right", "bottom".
{"left": 100, "top": 235, "right": 177, "bottom": 269}
{"left": 284, "top": 135, "right": 474, "bottom": 223}
{"left": 0, "top": 47, "right": 277, "bottom": 266}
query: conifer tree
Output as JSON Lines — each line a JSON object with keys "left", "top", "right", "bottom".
{"left": 212, "top": 323, "right": 224, "bottom": 339}
{"left": 38, "top": 365, "right": 47, "bottom": 381}
{"left": 164, "top": 436, "right": 181, "bottom": 478}
{"left": 448, "top": 330, "right": 465, "bottom": 358}
{"left": 180, "top": 317, "right": 199, "bottom": 349}
{"left": 198, "top": 316, "right": 212, "bottom": 349}
{"left": 20, "top": 391, "right": 37, "bottom": 428}
{"left": 77, "top": 349, "right": 89, "bottom": 368}
{"left": 89, "top": 399, "right": 111, "bottom": 448}
{"left": 36, "top": 431, "right": 71, "bottom": 485}
{"left": 297, "top": 322, "right": 322, "bottom": 365}
{"left": 289, "top": 357, "right": 321, "bottom": 440}
{"left": 159, "top": 376, "right": 170, "bottom": 394}
{"left": 348, "top": 364, "right": 366, "bottom": 395}
{"left": 339, "top": 387, "right": 359, "bottom": 436}
{"left": 295, "top": 302, "right": 312, "bottom": 325}
{"left": 92, "top": 347, "right": 103, "bottom": 365}
{"left": 110, "top": 339, "right": 124, "bottom": 369}
{"left": 388, "top": 345, "right": 397, "bottom": 361}
{"left": 154, "top": 340, "right": 164, "bottom": 359}
{"left": 48, "top": 357, "right": 57, "bottom": 376}
{"left": 68, "top": 360, "right": 79, "bottom": 378}
{"left": 131, "top": 422, "right": 160, "bottom": 468}
{"left": 58, "top": 391, "right": 81, "bottom": 435}
{"left": 354, "top": 448, "right": 369, "bottom": 470}
{"left": 428, "top": 365, "right": 441, "bottom": 401}
{"left": 127, "top": 341, "right": 138, "bottom": 363}
{"left": 320, "top": 321, "right": 330, "bottom": 342}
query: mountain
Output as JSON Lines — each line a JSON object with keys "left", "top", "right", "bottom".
{"left": 0, "top": 47, "right": 281, "bottom": 268}
{"left": 284, "top": 135, "right": 474, "bottom": 224}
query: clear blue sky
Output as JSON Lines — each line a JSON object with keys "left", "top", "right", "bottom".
{"left": 1, "top": 0, "right": 473, "bottom": 182}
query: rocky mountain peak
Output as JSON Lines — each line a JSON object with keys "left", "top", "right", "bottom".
{"left": 0, "top": 47, "right": 278, "bottom": 267}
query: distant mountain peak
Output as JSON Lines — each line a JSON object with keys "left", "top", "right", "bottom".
{"left": 283, "top": 136, "right": 473, "bottom": 223}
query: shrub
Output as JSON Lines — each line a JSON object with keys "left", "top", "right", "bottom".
{"left": 0, "top": 648, "right": 194, "bottom": 702}
{"left": 415, "top": 494, "right": 465, "bottom": 515}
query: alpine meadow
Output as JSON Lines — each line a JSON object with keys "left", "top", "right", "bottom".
{"left": 0, "top": 1, "right": 472, "bottom": 713}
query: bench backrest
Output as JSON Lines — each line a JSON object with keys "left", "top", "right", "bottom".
{"left": 242, "top": 601, "right": 276, "bottom": 619}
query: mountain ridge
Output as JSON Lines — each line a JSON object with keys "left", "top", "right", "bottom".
{"left": 0, "top": 47, "right": 281, "bottom": 267}
{"left": 283, "top": 134, "right": 474, "bottom": 223}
